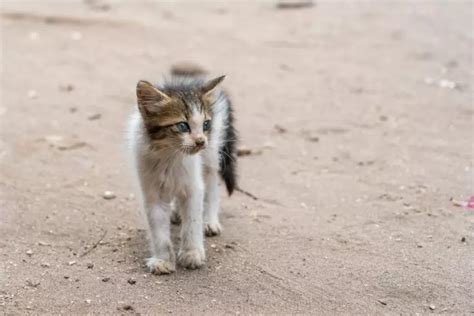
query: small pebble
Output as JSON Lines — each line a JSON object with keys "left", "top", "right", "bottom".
{"left": 85, "top": 299, "right": 91, "bottom": 304}
{"left": 88, "top": 113, "right": 101, "bottom": 120}
{"left": 121, "top": 304, "right": 134, "bottom": 311}
{"left": 274, "top": 124, "right": 287, "bottom": 133}
{"left": 102, "top": 277, "right": 110, "bottom": 282}
{"left": 429, "top": 305, "right": 436, "bottom": 311}
{"left": 450, "top": 198, "right": 466, "bottom": 207}
{"left": 27, "top": 90, "right": 37, "bottom": 99}
{"left": 87, "top": 263, "right": 94, "bottom": 269}
{"left": 26, "top": 279, "right": 40, "bottom": 287}
{"left": 40, "top": 262, "right": 50, "bottom": 268}
{"left": 439, "top": 79, "right": 456, "bottom": 89}
{"left": 68, "top": 261, "right": 77, "bottom": 266}
{"left": 26, "top": 249, "right": 33, "bottom": 256}
{"left": 210, "top": 244, "right": 217, "bottom": 249}
{"left": 307, "top": 136, "right": 319, "bottom": 142}
{"left": 29, "top": 31, "right": 40, "bottom": 40}
{"left": 461, "top": 237, "right": 466, "bottom": 242}
{"left": 71, "top": 31, "right": 83, "bottom": 41}
{"left": 64, "top": 276, "right": 70, "bottom": 279}
{"left": 127, "top": 278, "right": 136, "bottom": 285}
{"left": 59, "top": 84, "right": 74, "bottom": 92}
{"left": 103, "top": 191, "right": 116, "bottom": 200}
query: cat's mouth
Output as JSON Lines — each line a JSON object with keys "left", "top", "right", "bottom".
{"left": 181, "top": 145, "right": 206, "bottom": 155}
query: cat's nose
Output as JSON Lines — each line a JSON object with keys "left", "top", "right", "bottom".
{"left": 195, "top": 137, "right": 205, "bottom": 147}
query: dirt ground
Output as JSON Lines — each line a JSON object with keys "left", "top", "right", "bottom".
{"left": 1, "top": 0, "right": 473, "bottom": 314}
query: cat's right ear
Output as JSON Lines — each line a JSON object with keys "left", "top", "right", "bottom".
{"left": 136, "top": 81, "right": 171, "bottom": 115}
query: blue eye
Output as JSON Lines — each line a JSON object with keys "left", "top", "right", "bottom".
{"left": 176, "top": 122, "right": 190, "bottom": 133}
{"left": 203, "top": 120, "right": 211, "bottom": 131}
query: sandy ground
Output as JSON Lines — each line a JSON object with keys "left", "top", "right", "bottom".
{"left": 1, "top": 0, "right": 473, "bottom": 314}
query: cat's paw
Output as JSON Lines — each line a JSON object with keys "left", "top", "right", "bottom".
{"left": 178, "top": 248, "right": 205, "bottom": 269}
{"left": 170, "top": 211, "right": 181, "bottom": 225}
{"left": 146, "top": 257, "right": 175, "bottom": 275}
{"left": 204, "top": 222, "right": 222, "bottom": 237}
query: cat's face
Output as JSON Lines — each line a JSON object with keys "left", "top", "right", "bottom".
{"left": 136, "top": 77, "right": 224, "bottom": 155}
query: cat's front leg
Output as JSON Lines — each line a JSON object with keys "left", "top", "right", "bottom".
{"left": 177, "top": 178, "right": 205, "bottom": 269}
{"left": 204, "top": 167, "right": 222, "bottom": 236}
{"left": 144, "top": 201, "right": 176, "bottom": 274}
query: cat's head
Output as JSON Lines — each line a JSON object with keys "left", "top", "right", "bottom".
{"left": 136, "top": 76, "right": 225, "bottom": 155}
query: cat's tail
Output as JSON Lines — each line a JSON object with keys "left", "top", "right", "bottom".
{"left": 219, "top": 99, "right": 237, "bottom": 196}
{"left": 170, "top": 62, "right": 207, "bottom": 77}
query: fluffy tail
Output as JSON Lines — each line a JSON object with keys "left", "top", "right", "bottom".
{"left": 170, "top": 62, "right": 207, "bottom": 77}
{"left": 219, "top": 98, "right": 237, "bottom": 196}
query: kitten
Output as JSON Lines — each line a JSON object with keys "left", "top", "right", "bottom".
{"left": 127, "top": 67, "right": 237, "bottom": 274}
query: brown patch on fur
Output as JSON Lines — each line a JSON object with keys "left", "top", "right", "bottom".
{"left": 137, "top": 81, "right": 187, "bottom": 128}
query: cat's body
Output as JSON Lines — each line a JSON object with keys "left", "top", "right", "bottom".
{"left": 127, "top": 70, "right": 236, "bottom": 274}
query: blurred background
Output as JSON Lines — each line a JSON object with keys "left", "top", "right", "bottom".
{"left": 1, "top": 0, "right": 472, "bottom": 314}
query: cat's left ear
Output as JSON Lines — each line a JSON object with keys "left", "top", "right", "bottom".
{"left": 201, "top": 75, "right": 225, "bottom": 95}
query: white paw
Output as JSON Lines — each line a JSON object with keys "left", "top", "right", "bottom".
{"left": 145, "top": 257, "right": 175, "bottom": 275}
{"left": 204, "top": 222, "right": 222, "bottom": 237}
{"left": 178, "top": 248, "right": 205, "bottom": 269}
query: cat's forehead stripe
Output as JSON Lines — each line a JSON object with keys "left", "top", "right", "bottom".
{"left": 140, "top": 84, "right": 213, "bottom": 135}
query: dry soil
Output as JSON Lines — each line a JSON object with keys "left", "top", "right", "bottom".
{"left": 0, "top": 1, "right": 473, "bottom": 314}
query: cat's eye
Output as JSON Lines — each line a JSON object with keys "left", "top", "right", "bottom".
{"left": 203, "top": 120, "right": 211, "bottom": 131}
{"left": 176, "top": 122, "right": 190, "bottom": 133}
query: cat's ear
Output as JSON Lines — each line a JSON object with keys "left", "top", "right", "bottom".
{"left": 201, "top": 75, "right": 225, "bottom": 95}
{"left": 136, "top": 81, "right": 171, "bottom": 116}
{"left": 136, "top": 80, "right": 170, "bottom": 104}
